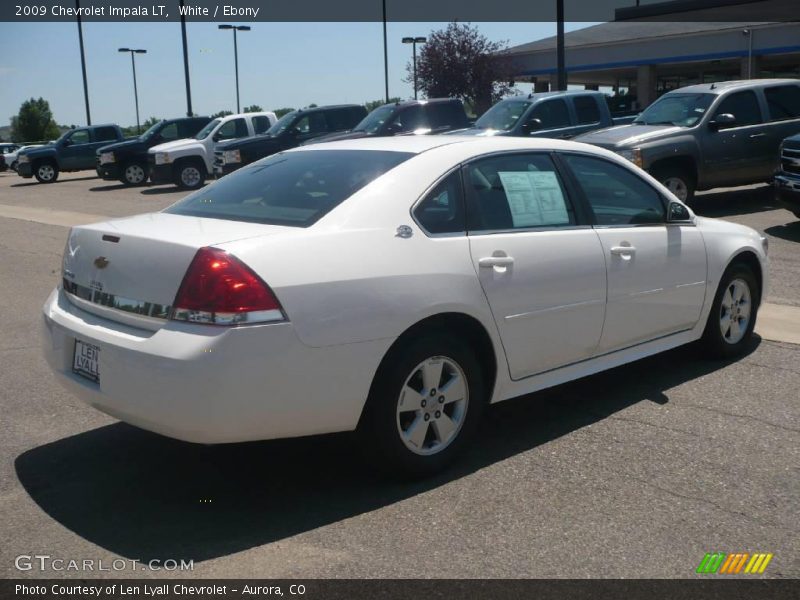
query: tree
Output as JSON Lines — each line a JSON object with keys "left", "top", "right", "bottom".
{"left": 409, "top": 22, "right": 514, "bottom": 115}
{"left": 10, "top": 98, "right": 61, "bottom": 142}
{"left": 243, "top": 105, "right": 263, "bottom": 113}
{"left": 211, "top": 110, "right": 233, "bottom": 119}
{"left": 364, "top": 97, "right": 401, "bottom": 112}
{"left": 274, "top": 107, "right": 295, "bottom": 118}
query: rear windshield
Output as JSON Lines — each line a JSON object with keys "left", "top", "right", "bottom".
{"left": 165, "top": 149, "right": 414, "bottom": 227}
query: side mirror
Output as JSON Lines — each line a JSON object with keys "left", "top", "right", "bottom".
{"left": 523, "top": 117, "right": 543, "bottom": 132}
{"left": 709, "top": 113, "right": 736, "bottom": 131}
{"left": 667, "top": 200, "right": 692, "bottom": 222}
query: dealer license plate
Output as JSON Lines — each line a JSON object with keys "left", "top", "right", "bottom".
{"left": 73, "top": 340, "right": 100, "bottom": 382}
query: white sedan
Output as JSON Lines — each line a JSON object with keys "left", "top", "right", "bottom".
{"left": 42, "top": 136, "right": 768, "bottom": 475}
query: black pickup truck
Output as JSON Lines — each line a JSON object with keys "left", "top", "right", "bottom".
{"left": 97, "top": 117, "right": 210, "bottom": 185}
{"left": 213, "top": 105, "right": 365, "bottom": 177}
{"left": 17, "top": 124, "right": 125, "bottom": 183}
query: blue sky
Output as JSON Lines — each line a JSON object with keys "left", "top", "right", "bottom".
{"left": 0, "top": 21, "right": 595, "bottom": 128}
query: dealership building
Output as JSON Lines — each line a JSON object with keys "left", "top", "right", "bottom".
{"left": 507, "top": 21, "right": 800, "bottom": 110}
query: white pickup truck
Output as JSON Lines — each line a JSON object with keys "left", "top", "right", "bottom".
{"left": 148, "top": 111, "right": 277, "bottom": 189}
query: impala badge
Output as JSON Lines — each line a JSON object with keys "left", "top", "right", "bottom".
{"left": 94, "top": 256, "right": 110, "bottom": 269}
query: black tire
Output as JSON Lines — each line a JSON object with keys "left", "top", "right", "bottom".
{"left": 359, "top": 333, "right": 486, "bottom": 478}
{"left": 119, "top": 161, "right": 148, "bottom": 186}
{"left": 33, "top": 160, "right": 59, "bottom": 184}
{"left": 651, "top": 165, "right": 696, "bottom": 205}
{"left": 173, "top": 159, "right": 206, "bottom": 190}
{"left": 700, "top": 263, "right": 760, "bottom": 359}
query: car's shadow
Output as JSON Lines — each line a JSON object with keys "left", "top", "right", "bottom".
{"left": 89, "top": 183, "right": 142, "bottom": 192}
{"left": 10, "top": 176, "right": 99, "bottom": 188}
{"left": 764, "top": 220, "right": 800, "bottom": 243}
{"left": 140, "top": 186, "right": 193, "bottom": 195}
{"left": 693, "top": 184, "right": 779, "bottom": 218}
{"left": 15, "top": 339, "right": 759, "bottom": 563}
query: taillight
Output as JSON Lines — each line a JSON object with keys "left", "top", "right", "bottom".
{"left": 170, "top": 247, "right": 285, "bottom": 325}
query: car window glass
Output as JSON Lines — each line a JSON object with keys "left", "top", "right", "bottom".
{"left": 393, "top": 105, "right": 427, "bottom": 132}
{"left": 414, "top": 171, "right": 465, "bottom": 234}
{"left": 475, "top": 100, "right": 532, "bottom": 131}
{"left": 427, "top": 103, "right": 461, "bottom": 129}
{"left": 252, "top": 116, "right": 272, "bottom": 135}
{"left": 529, "top": 99, "right": 571, "bottom": 129}
{"left": 564, "top": 154, "right": 665, "bottom": 226}
{"left": 216, "top": 118, "right": 246, "bottom": 140}
{"left": 764, "top": 85, "right": 800, "bottom": 121}
{"left": 295, "top": 113, "right": 328, "bottom": 135}
{"left": 94, "top": 127, "right": 118, "bottom": 142}
{"left": 574, "top": 96, "right": 601, "bottom": 124}
{"left": 713, "top": 91, "right": 762, "bottom": 126}
{"left": 466, "top": 154, "right": 575, "bottom": 232}
{"left": 67, "top": 130, "right": 90, "bottom": 144}
{"left": 159, "top": 123, "right": 179, "bottom": 141}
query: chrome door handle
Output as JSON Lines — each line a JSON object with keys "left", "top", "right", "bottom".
{"left": 749, "top": 133, "right": 766, "bottom": 138}
{"left": 479, "top": 256, "right": 515, "bottom": 268}
{"left": 610, "top": 245, "right": 636, "bottom": 255}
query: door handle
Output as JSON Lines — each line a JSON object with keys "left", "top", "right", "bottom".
{"left": 610, "top": 245, "right": 636, "bottom": 256}
{"left": 479, "top": 256, "right": 515, "bottom": 268}
{"left": 749, "top": 133, "right": 766, "bottom": 138}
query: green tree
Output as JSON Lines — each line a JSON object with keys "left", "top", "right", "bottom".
{"left": 211, "top": 110, "right": 233, "bottom": 119}
{"left": 243, "top": 105, "right": 263, "bottom": 113}
{"left": 10, "top": 97, "right": 61, "bottom": 142}
{"left": 410, "top": 22, "right": 514, "bottom": 115}
{"left": 364, "top": 97, "right": 401, "bottom": 112}
{"left": 274, "top": 107, "right": 296, "bottom": 118}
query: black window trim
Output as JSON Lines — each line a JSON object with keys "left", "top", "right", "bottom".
{"left": 410, "top": 165, "right": 468, "bottom": 238}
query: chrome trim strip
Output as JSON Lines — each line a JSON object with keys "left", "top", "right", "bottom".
{"left": 505, "top": 298, "right": 604, "bottom": 321}
{"left": 63, "top": 279, "right": 171, "bottom": 320}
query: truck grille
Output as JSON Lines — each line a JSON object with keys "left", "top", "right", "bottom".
{"left": 213, "top": 151, "right": 224, "bottom": 168}
{"left": 781, "top": 147, "right": 800, "bottom": 175}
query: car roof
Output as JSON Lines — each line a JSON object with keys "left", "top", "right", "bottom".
{"left": 670, "top": 78, "right": 800, "bottom": 95}
{"left": 389, "top": 98, "right": 462, "bottom": 108}
{"left": 296, "top": 104, "right": 364, "bottom": 113}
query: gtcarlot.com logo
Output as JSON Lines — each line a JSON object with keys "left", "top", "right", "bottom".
{"left": 14, "top": 554, "right": 194, "bottom": 572}
{"left": 696, "top": 552, "right": 773, "bottom": 575}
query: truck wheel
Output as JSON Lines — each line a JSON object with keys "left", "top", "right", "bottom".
{"left": 34, "top": 161, "right": 59, "bottom": 184}
{"left": 652, "top": 166, "right": 695, "bottom": 204}
{"left": 174, "top": 160, "right": 206, "bottom": 190}
{"left": 120, "top": 161, "right": 148, "bottom": 186}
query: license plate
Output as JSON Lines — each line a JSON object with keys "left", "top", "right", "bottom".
{"left": 73, "top": 340, "right": 100, "bottom": 382}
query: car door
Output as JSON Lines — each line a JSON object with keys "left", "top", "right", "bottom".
{"left": 59, "top": 129, "right": 92, "bottom": 169}
{"left": 703, "top": 90, "right": 769, "bottom": 186}
{"left": 561, "top": 152, "right": 707, "bottom": 353}
{"left": 465, "top": 152, "right": 607, "bottom": 379}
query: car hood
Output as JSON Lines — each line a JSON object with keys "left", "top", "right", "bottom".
{"left": 782, "top": 133, "right": 800, "bottom": 150}
{"left": 575, "top": 123, "right": 685, "bottom": 148}
{"left": 98, "top": 138, "right": 145, "bottom": 155}
{"left": 20, "top": 143, "right": 57, "bottom": 156}
{"left": 303, "top": 130, "right": 370, "bottom": 145}
{"left": 149, "top": 138, "right": 203, "bottom": 154}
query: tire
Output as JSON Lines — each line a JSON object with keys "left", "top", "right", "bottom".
{"left": 119, "top": 161, "right": 148, "bottom": 186}
{"left": 173, "top": 159, "right": 206, "bottom": 190}
{"left": 652, "top": 165, "right": 696, "bottom": 205}
{"left": 359, "top": 333, "right": 486, "bottom": 478}
{"left": 33, "top": 161, "right": 59, "bottom": 184}
{"left": 700, "top": 263, "right": 760, "bottom": 359}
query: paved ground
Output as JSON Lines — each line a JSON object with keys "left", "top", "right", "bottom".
{"left": 0, "top": 171, "right": 797, "bottom": 579}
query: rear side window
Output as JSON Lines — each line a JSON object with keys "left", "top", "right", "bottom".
{"left": 713, "top": 91, "right": 762, "bottom": 126}
{"left": 465, "top": 153, "right": 575, "bottom": 232}
{"left": 94, "top": 127, "right": 118, "bottom": 142}
{"left": 414, "top": 171, "right": 465, "bottom": 234}
{"left": 393, "top": 105, "right": 427, "bottom": 132}
{"left": 325, "top": 108, "right": 363, "bottom": 131}
{"left": 530, "top": 99, "right": 571, "bottom": 129}
{"left": 764, "top": 85, "right": 800, "bottom": 121}
{"left": 252, "top": 116, "right": 273, "bottom": 134}
{"left": 563, "top": 154, "right": 665, "bottom": 226}
{"left": 165, "top": 150, "right": 414, "bottom": 227}
{"left": 179, "top": 119, "right": 208, "bottom": 137}
{"left": 574, "top": 96, "right": 601, "bottom": 124}
{"left": 216, "top": 118, "right": 248, "bottom": 140}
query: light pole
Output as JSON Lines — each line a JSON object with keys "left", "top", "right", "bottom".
{"left": 402, "top": 36, "right": 426, "bottom": 100}
{"left": 742, "top": 28, "right": 753, "bottom": 79}
{"left": 118, "top": 48, "right": 146, "bottom": 134}
{"left": 218, "top": 24, "right": 251, "bottom": 113}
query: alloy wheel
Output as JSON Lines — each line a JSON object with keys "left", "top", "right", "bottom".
{"left": 38, "top": 164, "right": 55, "bottom": 181}
{"left": 663, "top": 177, "right": 688, "bottom": 201}
{"left": 181, "top": 166, "right": 201, "bottom": 188}
{"left": 719, "top": 278, "right": 752, "bottom": 345}
{"left": 125, "top": 164, "right": 146, "bottom": 185}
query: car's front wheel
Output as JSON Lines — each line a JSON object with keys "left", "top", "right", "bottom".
{"left": 120, "top": 161, "right": 148, "bottom": 186}
{"left": 652, "top": 165, "right": 695, "bottom": 204}
{"left": 360, "top": 333, "right": 485, "bottom": 477}
{"left": 34, "top": 161, "right": 59, "bottom": 183}
{"left": 174, "top": 159, "right": 206, "bottom": 190}
{"left": 700, "top": 262, "right": 760, "bottom": 358}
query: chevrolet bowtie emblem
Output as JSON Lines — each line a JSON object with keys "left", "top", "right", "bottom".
{"left": 94, "top": 256, "right": 110, "bottom": 269}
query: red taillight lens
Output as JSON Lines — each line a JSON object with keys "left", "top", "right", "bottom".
{"left": 171, "top": 247, "right": 285, "bottom": 325}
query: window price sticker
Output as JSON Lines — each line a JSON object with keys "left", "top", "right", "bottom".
{"left": 498, "top": 170, "right": 569, "bottom": 227}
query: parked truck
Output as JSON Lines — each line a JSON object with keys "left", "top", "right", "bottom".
{"left": 17, "top": 124, "right": 126, "bottom": 183}
{"left": 775, "top": 132, "right": 800, "bottom": 220}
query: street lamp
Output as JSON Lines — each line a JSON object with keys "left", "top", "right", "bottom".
{"left": 742, "top": 28, "right": 753, "bottom": 79}
{"left": 402, "top": 36, "right": 426, "bottom": 100}
{"left": 218, "top": 24, "right": 251, "bottom": 113}
{"left": 118, "top": 48, "right": 146, "bottom": 134}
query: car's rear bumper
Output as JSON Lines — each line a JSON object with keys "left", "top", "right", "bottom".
{"left": 17, "top": 162, "right": 33, "bottom": 178}
{"left": 774, "top": 174, "right": 800, "bottom": 215}
{"left": 42, "top": 287, "right": 384, "bottom": 444}
{"left": 148, "top": 163, "right": 172, "bottom": 184}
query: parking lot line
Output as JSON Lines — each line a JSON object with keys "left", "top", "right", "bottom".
{"left": 0, "top": 203, "right": 108, "bottom": 228}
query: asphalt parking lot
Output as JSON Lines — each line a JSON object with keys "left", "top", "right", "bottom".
{"left": 0, "top": 171, "right": 797, "bottom": 579}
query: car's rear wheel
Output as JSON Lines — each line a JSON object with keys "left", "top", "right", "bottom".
{"left": 652, "top": 166, "right": 695, "bottom": 204}
{"left": 34, "top": 161, "right": 59, "bottom": 183}
{"left": 700, "top": 263, "right": 759, "bottom": 358}
{"left": 174, "top": 160, "right": 205, "bottom": 190}
{"left": 360, "top": 333, "right": 485, "bottom": 477}
{"left": 120, "top": 161, "right": 148, "bottom": 186}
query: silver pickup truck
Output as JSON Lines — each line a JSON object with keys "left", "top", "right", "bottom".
{"left": 575, "top": 79, "right": 800, "bottom": 203}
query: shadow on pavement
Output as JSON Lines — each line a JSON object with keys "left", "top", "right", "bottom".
{"left": 693, "top": 184, "right": 779, "bottom": 218}
{"left": 10, "top": 176, "right": 99, "bottom": 188}
{"left": 764, "top": 220, "right": 800, "bottom": 243}
{"left": 140, "top": 186, "right": 193, "bottom": 195}
{"left": 89, "top": 183, "right": 141, "bottom": 192}
{"left": 15, "top": 338, "right": 759, "bottom": 563}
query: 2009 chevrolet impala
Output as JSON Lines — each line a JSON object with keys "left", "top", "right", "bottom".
{"left": 42, "top": 136, "right": 768, "bottom": 475}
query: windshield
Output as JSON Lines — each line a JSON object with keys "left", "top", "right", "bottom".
{"left": 633, "top": 93, "right": 714, "bottom": 127}
{"left": 194, "top": 118, "right": 221, "bottom": 140}
{"left": 265, "top": 111, "right": 299, "bottom": 137}
{"left": 475, "top": 100, "right": 532, "bottom": 131}
{"left": 165, "top": 149, "right": 414, "bottom": 227}
{"left": 354, "top": 105, "right": 396, "bottom": 134}
{"left": 139, "top": 121, "right": 165, "bottom": 140}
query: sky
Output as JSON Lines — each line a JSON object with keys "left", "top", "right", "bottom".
{"left": 0, "top": 21, "right": 596, "bottom": 128}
